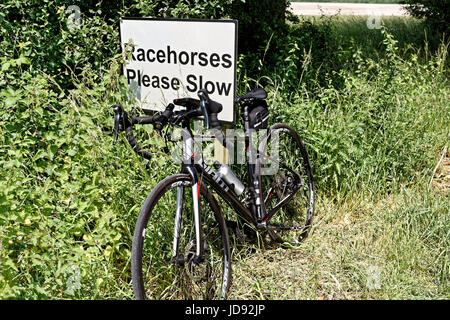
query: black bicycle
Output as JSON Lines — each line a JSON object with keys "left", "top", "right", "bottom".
{"left": 112, "top": 87, "right": 314, "bottom": 300}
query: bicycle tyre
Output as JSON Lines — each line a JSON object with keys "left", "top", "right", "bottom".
{"left": 131, "top": 174, "right": 231, "bottom": 299}
{"left": 256, "top": 123, "right": 315, "bottom": 243}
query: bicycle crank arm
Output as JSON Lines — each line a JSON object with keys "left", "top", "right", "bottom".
{"left": 263, "top": 184, "right": 302, "bottom": 222}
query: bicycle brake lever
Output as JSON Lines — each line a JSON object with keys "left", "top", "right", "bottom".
{"left": 113, "top": 110, "right": 121, "bottom": 145}
{"left": 162, "top": 127, "right": 170, "bottom": 153}
{"left": 199, "top": 97, "right": 210, "bottom": 130}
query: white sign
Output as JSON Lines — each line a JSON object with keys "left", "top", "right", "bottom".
{"left": 120, "top": 18, "right": 238, "bottom": 123}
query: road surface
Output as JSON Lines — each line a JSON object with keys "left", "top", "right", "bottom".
{"left": 290, "top": 2, "right": 408, "bottom": 16}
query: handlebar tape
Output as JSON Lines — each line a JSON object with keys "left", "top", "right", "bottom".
{"left": 132, "top": 116, "right": 158, "bottom": 125}
{"left": 125, "top": 126, "right": 153, "bottom": 160}
{"left": 113, "top": 104, "right": 155, "bottom": 160}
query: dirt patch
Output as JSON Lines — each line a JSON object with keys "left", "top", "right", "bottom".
{"left": 431, "top": 148, "right": 450, "bottom": 192}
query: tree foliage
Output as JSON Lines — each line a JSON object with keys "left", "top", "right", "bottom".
{"left": 401, "top": 0, "right": 449, "bottom": 34}
{"left": 0, "top": 0, "right": 289, "bottom": 90}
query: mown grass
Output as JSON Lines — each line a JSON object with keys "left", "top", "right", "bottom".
{"left": 296, "top": 15, "right": 444, "bottom": 58}
{"left": 292, "top": 1, "right": 400, "bottom": 3}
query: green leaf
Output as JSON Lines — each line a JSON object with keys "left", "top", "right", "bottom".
{"left": 16, "top": 55, "right": 31, "bottom": 66}
{"left": 5, "top": 97, "right": 18, "bottom": 107}
{"left": 1, "top": 62, "right": 10, "bottom": 71}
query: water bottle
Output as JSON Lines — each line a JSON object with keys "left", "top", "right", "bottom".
{"left": 213, "top": 161, "right": 245, "bottom": 196}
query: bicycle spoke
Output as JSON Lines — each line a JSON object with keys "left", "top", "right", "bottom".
{"left": 132, "top": 175, "right": 230, "bottom": 300}
{"left": 257, "top": 124, "right": 314, "bottom": 243}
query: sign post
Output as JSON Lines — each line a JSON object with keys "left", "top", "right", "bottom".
{"left": 119, "top": 18, "right": 238, "bottom": 124}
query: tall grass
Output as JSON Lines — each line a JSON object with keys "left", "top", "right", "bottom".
{"left": 0, "top": 16, "right": 448, "bottom": 299}
{"left": 297, "top": 15, "right": 445, "bottom": 60}
{"left": 243, "top": 25, "right": 449, "bottom": 197}
{"left": 229, "top": 188, "right": 449, "bottom": 299}
{"left": 228, "top": 19, "right": 449, "bottom": 300}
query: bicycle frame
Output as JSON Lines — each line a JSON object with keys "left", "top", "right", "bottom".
{"left": 164, "top": 102, "right": 307, "bottom": 262}
{"left": 192, "top": 135, "right": 301, "bottom": 228}
{"left": 175, "top": 104, "right": 299, "bottom": 243}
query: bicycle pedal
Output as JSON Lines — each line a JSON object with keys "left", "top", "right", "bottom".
{"left": 171, "top": 255, "right": 186, "bottom": 266}
{"left": 192, "top": 255, "right": 205, "bottom": 265}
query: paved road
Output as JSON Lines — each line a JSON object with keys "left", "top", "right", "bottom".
{"left": 290, "top": 2, "right": 408, "bottom": 16}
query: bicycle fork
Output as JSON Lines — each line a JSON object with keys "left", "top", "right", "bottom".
{"left": 171, "top": 186, "right": 184, "bottom": 259}
{"left": 172, "top": 130, "right": 204, "bottom": 265}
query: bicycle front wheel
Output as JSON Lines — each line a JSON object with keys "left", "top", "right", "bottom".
{"left": 131, "top": 174, "right": 231, "bottom": 299}
{"left": 257, "top": 123, "right": 315, "bottom": 244}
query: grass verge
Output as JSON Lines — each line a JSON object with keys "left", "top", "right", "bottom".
{"left": 229, "top": 186, "right": 449, "bottom": 299}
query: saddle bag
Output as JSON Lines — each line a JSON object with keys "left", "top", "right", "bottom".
{"left": 248, "top": 100, "right": 269, "bottom": 130}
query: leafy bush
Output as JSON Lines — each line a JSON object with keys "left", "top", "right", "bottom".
{"left": 264, "top": 28, "right": 449, "bottom": 195}
{"left": 293, "top": 0, "right": 399, "bottom": 2}
{"left": 231, "top": 0, "right": 289, "bottom": 54}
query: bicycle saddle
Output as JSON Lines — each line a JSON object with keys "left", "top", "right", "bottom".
{"left": 174, "top": 94, "right": 223, "bottom": 114}
{"left": 173, "top": 97, "right": 200, "bottom": 110}
{"left": 235, "top": 87, "right": 267, "bottom": 103}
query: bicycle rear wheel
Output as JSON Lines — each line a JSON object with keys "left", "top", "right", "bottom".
{"left": 256, "top": 123, "right": 314, "bottom": 243}
{"left": 131, "top": 174, "right": 231, "bottom": 299}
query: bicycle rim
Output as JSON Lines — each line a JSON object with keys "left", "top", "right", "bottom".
{"left": 257, "top": 124, "right": 314, "bottom": 243}
{"left": 131, "top": 174, "right": 231, "bottom": 299}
